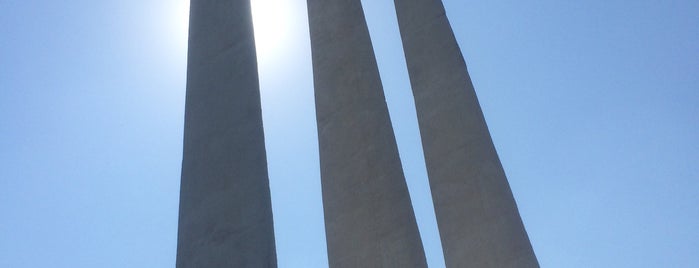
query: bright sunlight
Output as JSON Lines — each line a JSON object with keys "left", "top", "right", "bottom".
{"left": 167, "top": 0, "right": 190, "bottom": 54}
{"left": 251, "top": 0, "right": 293, "bottom": 65}
{"left": 169, "top": 0, "right": 292, "bottom": 65}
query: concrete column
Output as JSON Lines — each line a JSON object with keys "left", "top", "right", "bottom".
{"left": 307, "top": 0, "right": 427, "bottom": 267}
{"left": 176, "top": 0, "right": 277, "bottom": 267}
{"left": 393, "top": 0, "right": 539, "bottom": 267}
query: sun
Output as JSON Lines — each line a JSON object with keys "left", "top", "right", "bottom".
{"left": 251, "top": 0, "right": 292, "bottom": 65}
{"left": 167, "top": 0, "right": 190, "bottom": 54}
{"left": 169, "top": 0, "right": 291, "bottom": 66}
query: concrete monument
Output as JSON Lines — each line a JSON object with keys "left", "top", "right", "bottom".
{"left": 176, "top": 0, "right": 277, "bottom": 267}
{"left": 393, "top": 0, "right": 539, "bottom": 267}
{"left": 175, "top": 0, "right": 537, "bottom": 266}
{"left": 307, "top": 0, "right": 428, "bottom": 266}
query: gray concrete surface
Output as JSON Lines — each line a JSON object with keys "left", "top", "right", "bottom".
{"left": 176, "top": 0, "right": 277, "bottom": 267}
{"left": 393, "top": 0, "right": 539, "bottom": 267}
{"left": 307, "top": 0, "right": 428, "bottom": 267}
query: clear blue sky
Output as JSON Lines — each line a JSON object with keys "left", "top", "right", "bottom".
{"left": 1, "top": 0, "right": 697, "bottom": 267}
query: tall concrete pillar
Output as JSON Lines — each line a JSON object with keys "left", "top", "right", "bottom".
{"left": 393, "top": 0, "right": 539, "bottom": 267}
{"left": 176, "top": 0, "right": 277, "bottom": 267}
{"left": 307, "top": 0, "right": 427, "bottom": 267}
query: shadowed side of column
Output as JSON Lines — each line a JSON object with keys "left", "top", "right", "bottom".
{"left": 307, "top": 0, "right": 427, "bottom": 267}
{"left": 393, "top": 0, "right": 539, "bottom": 267}
{"left": 176, "top": 0, "right": 277, "bottom": 267}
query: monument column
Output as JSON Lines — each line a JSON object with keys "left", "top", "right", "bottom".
{"left": 176, "top": 0, "right": 277, "bottom": 267}
{"left": 393, "top": 0, "right": 539, "bottom": 267}
{"left": 307, "top": 0, "right": 427, "bottom": 267}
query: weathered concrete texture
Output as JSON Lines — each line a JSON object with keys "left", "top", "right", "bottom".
{"left": 176, "top": 0, "right": 277, "bottom": 267}
{"left": 393, "top": 0, "right": 539, "bottom": 267}
{"left": 307, "top": 0, "right": 427, "bottom": 267}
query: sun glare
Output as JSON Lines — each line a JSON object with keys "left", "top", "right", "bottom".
{"left": 251, "top": 0, "right": 292, "bottom": 64}
{"left": 175, "top": 0, "right": 190, "bottom": 34}
{"left": 170, "top": 0, "right": 290, "bottom": 65}
{"left": 168, "top": 0, "right": 190, "bottom": 54}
